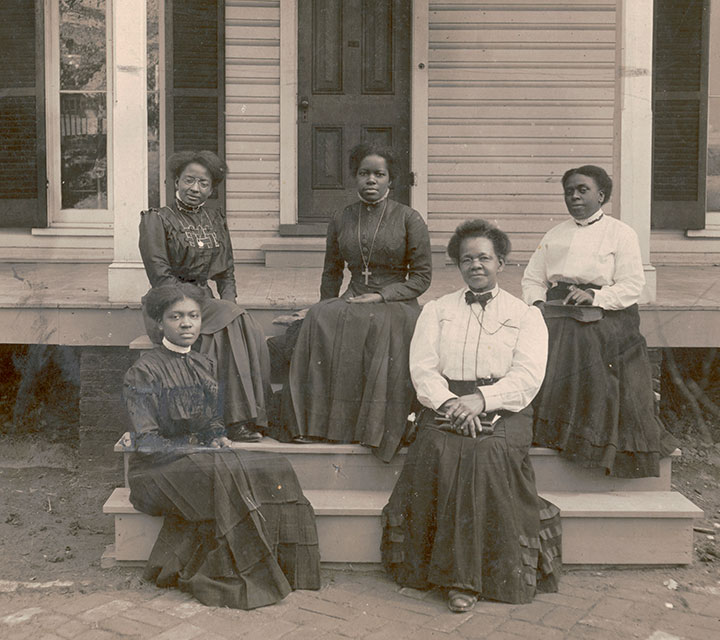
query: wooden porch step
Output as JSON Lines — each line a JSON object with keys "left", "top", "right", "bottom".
{"left": 114, "top": 435, "right": 676, "bottom": 493}
{"left": 103, "top": 487, "right": 702, "bottom": 566}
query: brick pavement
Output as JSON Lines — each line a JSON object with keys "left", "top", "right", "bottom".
{"left": 1, "top": 568, "right": 718, "bottom": 640}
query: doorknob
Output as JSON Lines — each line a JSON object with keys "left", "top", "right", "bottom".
{"left": 299, "top": 96, "right": 309, "bottom": 122}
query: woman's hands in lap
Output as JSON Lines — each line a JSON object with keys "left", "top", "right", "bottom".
{"left": 347, "top": 293, "right": 383, "bottom": 304}
{"left": 439, "top": 394, "right": 487, "bottom": 438}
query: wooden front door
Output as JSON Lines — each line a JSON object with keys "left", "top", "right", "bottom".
{"left": 297, "top": 0, "right": 411, "bottom": 224}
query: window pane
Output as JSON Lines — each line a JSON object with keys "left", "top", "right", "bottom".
{"left": 147, "top": 0, "right": 160, "bottom": 91}
{"left": 60, "top": 93, "right": 107, "bottom": 209}
{"left": 60, "top": 0, "right": 106, "bottom": 91}
{"left": 148, "top": 92, "right": 161, "bottom": 208}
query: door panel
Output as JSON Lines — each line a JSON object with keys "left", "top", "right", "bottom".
{"left": 298, "top": 0, "right": 410, "bottom": 224}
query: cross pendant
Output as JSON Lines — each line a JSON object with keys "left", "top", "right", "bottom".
{"left": 362, "top": 266, "right": 371, "bottom": 285}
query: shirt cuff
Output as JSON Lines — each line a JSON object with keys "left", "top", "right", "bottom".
{"left": 479, "top": 385, "right": 502, "bottom": 413}
{"left": 431, "top": 391, "right": 457, "bottom": 412}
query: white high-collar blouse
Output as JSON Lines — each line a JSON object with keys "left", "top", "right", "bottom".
{"left": 521, "top": 210, "right": 645, "bottom": 311}
{"left": 409, "top": 286, "right": 548, "bottom": 413}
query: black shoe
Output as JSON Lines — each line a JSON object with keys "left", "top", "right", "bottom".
{"left": 227, "top": 423, "right": 262, "bottom": 442}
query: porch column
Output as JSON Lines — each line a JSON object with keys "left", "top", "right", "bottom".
{"left": 107, "top": 0, "right": 149, "bottom": 303}
{"left": 616, "top": 0, "right": 656, "bottom": 303}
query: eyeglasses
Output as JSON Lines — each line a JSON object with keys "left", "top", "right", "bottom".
{"left": 180, "top": 176, "right": 211, "bottom": 189}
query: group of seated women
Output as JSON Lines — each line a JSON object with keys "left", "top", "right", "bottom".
{"left": 122, "top": 145, "right": 677, "bottom": 612}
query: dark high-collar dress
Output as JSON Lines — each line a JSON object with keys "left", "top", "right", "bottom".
{"left": 139, "top": 201, "right": 271, "bottom": 429}
{"left": 278, "top": 198, "right": 432, "bottom": 461}
{"left": 124, "top": 345, "right": 320, "bottom": 609}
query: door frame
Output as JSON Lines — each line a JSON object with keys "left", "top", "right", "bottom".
{"left": 278, "top": 0, "right": 428, "bottom": 228}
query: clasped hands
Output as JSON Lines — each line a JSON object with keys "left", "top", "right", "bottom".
{"left": 438, "top": 393, "right": 487, "bottom": 438}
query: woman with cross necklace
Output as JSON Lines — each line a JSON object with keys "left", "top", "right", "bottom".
{"left": 275, "top": 143, "right": 432, "bottom": 461}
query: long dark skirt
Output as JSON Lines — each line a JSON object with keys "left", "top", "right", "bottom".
{"left": 276, "top": 297, "right": 420, "bottom": 462}
{"left": 128, "top": 449, "right": 321, "bottom": 609}
{"left": 381, "top": 409, "right": 562, "bottom": 604}
{"left": 533, "top": 304, "right": 679, "bottom": 478}
{"left": 143, "top": 296, "right": 271, "bottom": 429}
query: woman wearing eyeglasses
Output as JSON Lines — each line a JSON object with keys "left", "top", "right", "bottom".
{"left": 138, "top": 150, "right": 270, "bottom": 442}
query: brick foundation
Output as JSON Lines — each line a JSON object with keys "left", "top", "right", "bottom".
{"left": 79, "top": 346, "right": 139, "bottom": 476}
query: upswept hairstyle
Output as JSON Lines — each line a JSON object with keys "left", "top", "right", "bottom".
{"left": 348, "top": 143, "right": 396, "bottom": 181}
{"left": 168, "top": 150, "right": 228, "bottom": 187}
{"left": 142, "top": 283, "right": 205, "bottom": 323}
{"left": 562, "top": 165, "right": 613, "bottom": 204}
{"left": 447, "top": 219, "right": 511, "bottom": 264}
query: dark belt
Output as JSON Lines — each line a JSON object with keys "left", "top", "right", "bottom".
{"left": 547, "top": 281, "right": 600, "bottom": 302}
{"left": 446, "top": 378, "right": 498, "bottom": 397}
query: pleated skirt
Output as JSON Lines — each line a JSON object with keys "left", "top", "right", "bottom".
{"left": 143, "top": 295, "right": 272, "bottom": 429}
{"left": 533, "top": 304, "right": 679, "bottom": 478}
{"left": 128, "top": 449, "right": 321, "bottom": 609}
{"left": 279, "top": 297, "right": 420, "bottom": 462}
{"left": 381, "top": 410, "right": 562, "bottom": 604}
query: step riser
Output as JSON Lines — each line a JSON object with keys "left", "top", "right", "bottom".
{"left": 532, "top": 456, "right": 671, "bottom": 492}
{"left": 120, "top": 450, "right": 673, "bottom": 493}
{"left": 109, "top": 511, "right": 695, "bottom": 565}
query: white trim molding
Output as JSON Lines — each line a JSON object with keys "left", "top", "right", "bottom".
{"left": 615, "top": 0, "right": 656, "bottom": 303}
{"left": 107, "top": 0, "right": 149, "bottom": 303}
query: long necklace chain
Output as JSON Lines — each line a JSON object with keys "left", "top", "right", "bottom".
{"left": 357, "top": 198, "right": 388, "bottom": 285}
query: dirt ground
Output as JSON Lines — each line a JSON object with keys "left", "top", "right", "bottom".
{"left": 1, "top": 345, "right": 720, "bottom": 597}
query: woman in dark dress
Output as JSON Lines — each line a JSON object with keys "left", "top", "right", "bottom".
{"left": 522, "top": 165, "right": 678, "bottom": 477}
{"left": 124, "top": 283, "right": 320, "bottom": 609}
{"left": 139, "top": 151, "right": 270, "bottom": 441}
{"left": 278, "top": 143, "right": 432, "bottom": 461}
{"left": 382, "top": 220, "right": 561, "bottom": 612}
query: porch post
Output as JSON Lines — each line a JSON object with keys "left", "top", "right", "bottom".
{"left": 107, "top": 0, "right": 149, "bottom": 303}
{"left": 616, "top": 0, "right": 656, "bottom": 303}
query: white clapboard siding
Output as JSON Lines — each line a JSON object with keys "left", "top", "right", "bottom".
{"left": 225, "top": 0, "right": 281, "bottom": 262}
{"left": 427, "top": 0, "right": 617, "bottom": 242}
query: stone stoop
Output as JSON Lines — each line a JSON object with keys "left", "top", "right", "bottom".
{"left": 103, "top": 437, "right": 702, "bottom": 567}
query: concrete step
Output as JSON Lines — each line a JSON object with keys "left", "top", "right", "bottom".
{"left": 103, "top": 487, "right": 702, "bottom": 566}
{"left": 114, "top": 436, "right": 676, "bottom": 493}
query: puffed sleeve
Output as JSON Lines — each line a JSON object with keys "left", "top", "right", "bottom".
{"left": 480, "top": 304, "right": 549, "bottom": 413}
{"left": 379, "top": 209, "right": 432, "bottom": 302}
{"left": 211, "top": 209, "right": 238, "bottom": 301}
{"left": 138, "top": 210, "right": 178, "bottom": 288}
{"left": 521, "top": 234, "right": 551, "bottom": 305}
{"left": 123, "top": 364, "right": 173, "bottom": 452}
{"left": 409, "top": 299, "right": 457, "bottom": 411}
{"left": 320, "top": 213, "right": 344, "bottom": 300}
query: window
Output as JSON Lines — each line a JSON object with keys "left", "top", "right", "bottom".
{"left": 46, "top": 0, "right": 163, "bottom": 224}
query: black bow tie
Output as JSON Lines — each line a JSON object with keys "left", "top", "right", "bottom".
{"left": 465, "top": 290, "right": 493, "bottom": 308}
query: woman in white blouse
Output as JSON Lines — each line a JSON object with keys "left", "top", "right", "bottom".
{"left": 522, "top": 165, "right": 678, "bottom": 477}
{"left": 382, "top": 219, "right": 561, "bottom": 612}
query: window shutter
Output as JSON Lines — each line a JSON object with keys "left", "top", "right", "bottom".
{"left": 651, "top": 0, "right": 709, "bottom": 230}
{"left": 0, "top": 0, "right": 47, "bottom": 228}
{"left": 165, "top": 0, "right": 225, "bottom": 205}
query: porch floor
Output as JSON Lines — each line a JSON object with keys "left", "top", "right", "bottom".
{"left": 0, "top": 262, "right": 719, "bottom": 347}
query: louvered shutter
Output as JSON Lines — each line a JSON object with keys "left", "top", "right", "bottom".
{"left": 165, "top": 0, "right": 225, "bottom": 204}
{"left": 651, "top": 0, "right": 709, "bottom": 229}
{"left": 0, "top": 0, "right": 46, "bottom": 228}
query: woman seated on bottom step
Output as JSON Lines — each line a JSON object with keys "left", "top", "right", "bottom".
{"left": 382, "top": 219, "right": 562, "bottom": 612}
{"left": 123, "top": 283, "right": 320, "bottom": 609}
